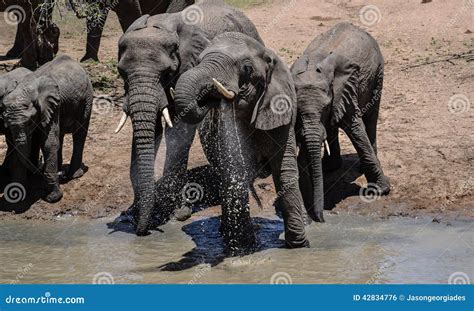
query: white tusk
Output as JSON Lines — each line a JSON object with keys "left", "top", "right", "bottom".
{"left": 162, "top": 107, "right": 173, "bottom": 128}
{"left": 170, "top": 87, "right": 176, "bottom": 100}
{"left": 324, "top": 140, "right": 331, "bottom": 156}
{"left": 212, "top": 78, "right": 235, "bottom": 100}
{"left": 114, "top": 112, "right": 128, "bottom": 134}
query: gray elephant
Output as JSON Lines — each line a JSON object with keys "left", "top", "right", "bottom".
{"left": 174, "top": 32, "right": 310, "bottom": 252}
{"left": 69, "top": 0, "right": 194, "bottom": 62}
{"left": 115, "top": 1, "right": 263, "bottom": 236}
{"left": 2, "top": 55, "right": 93, "bottom": 203}
{"left": 291, "top": 22, "right": 391, "bottom": 219}
{"left": 0, "top": 68, "right": 33, "bottom": 175}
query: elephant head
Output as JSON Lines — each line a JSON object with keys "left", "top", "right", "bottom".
{"left": 0, "top": 68, "right": 33, "bottom": 132}
{"left": 174, "top": 32, "right": 294, "bottom": 131}
{"left": 291, "top": 52, "right": 360, "bottom": 218}
{"left": 116, "top": 14, "right": 210, "bottom": 236}
{"left": 2, "top": 75, "right": 60, "bottom": 175}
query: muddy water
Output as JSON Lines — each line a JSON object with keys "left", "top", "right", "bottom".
{"left": 0, "top": 214, "right": 472, "bottom": 284}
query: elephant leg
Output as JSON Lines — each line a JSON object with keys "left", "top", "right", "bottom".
{"left": 29, "top": 133, "right": 41, "bottom": 175}
{"left": 58, "top": 133, "right": 64, "bottom": 174}
{"left": 68, "top": 127, "right": 88, "bottom": 180}
{"left": 343, "top": 116, "right": 390, "bottom": 195}
{"left": 363, "top": 106, "right": 379, "bottom": 155}
{"left": 6, "top": 24, "right": 24, "bottom": 58}
{"left": 160, "top": 122, "right": 197, "bottom": 221}
{"left": 271, "top": 129, "right": 310, "bottom": 249}
{"left": 41, "top": 124, "right": 63, "bottom": 203}
{"left": 19, "top": 12, "right": 37, "bottom": 69}
{"left": 82, "top": 18, "right": 106, "bottom": 62}
{"left": 322, "top": 126, "right": 342, "bottom": 172}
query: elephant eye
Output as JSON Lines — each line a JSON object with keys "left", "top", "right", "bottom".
{"left": 241, "top": 63, "right": 254, "bottom": 77}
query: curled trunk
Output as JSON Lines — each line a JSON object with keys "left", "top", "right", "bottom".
{"left": 174, "top": 68, "right": 212, "bottom": 125}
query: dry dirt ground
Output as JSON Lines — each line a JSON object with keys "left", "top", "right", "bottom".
{"left": 0, "top": 0, "right": 472, "bottom": 222}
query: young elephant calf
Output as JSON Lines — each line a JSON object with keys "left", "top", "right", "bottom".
{"left": 2, "top": 55, "right": 93, "bottom": 203}
{"left": 0, "top": 68, "right": 33, "bottom": 174}
{"left": 292, "top": 22, "right": 391, "bottom": 219}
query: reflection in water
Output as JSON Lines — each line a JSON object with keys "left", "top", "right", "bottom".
{"left": 0, "top": 214, "right": 472, "bottom": 284}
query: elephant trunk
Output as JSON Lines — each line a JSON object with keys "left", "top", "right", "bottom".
{"left": 301, "top": 114, "right": 325, "bottom": 222}
{"left": 10, "top": 127, "right": 32, "bottom": 181}
{"left": 174, "top": 68, "right": 213, "bottom": 124}
{"left": 127, "top": 74, "right": 166, "bottom": 236}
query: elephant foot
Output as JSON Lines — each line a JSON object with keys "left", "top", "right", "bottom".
{"left": 312, "top": 211, "right": 325, "bottom": 223}
{"left": 223, "top": 224, "right": 257, "bottom": 256}
{"left": 285, "top": 239, "right": 310, "bottom": 249}
{"left": 67, "top": 167, "right": 85, "bottom": 180}
{"left": 375, "top": 175, "right": 391, "bottom": 196}
{"left": 43, "top": 184, "right": 63, "bottom": 203}
{"left": 80, "top": 54, "right": 99, "bottom": 63}
{"left": 364, "top": 175, "right": 391, "bottom": 199}
{"left": 6, "top": 47, "right": 22, "bottom": 59}
{"left": 172, "top": 206, "right": 192, "bottom": 222}
{"left": 322, "top": 154, "right": 343, "bottom": 172}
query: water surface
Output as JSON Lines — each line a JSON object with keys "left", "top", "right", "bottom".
{"left": 1, "top": 214, "right": 472, "bottom": 284}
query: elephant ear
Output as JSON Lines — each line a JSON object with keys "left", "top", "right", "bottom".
{"left": 318, "top": 53, "right": 360, "bottom": 125}
{"left": 291, "top": 55, "right": 309, "bottom": 76}
{"left": 251, "top": 49, "right": 296, "bottom": 131}
{"left": 34, "top": 76, "right": 60, "bottom": 128}
{"left": 125, "top": 14, "right": 150, "bottom": 33}
{"left": 175, "top": 24, "right": 210, "bottom": 75}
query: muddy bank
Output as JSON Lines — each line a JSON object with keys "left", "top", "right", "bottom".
{"left": 0, "top": 0, "right": 472, "bottom": 222}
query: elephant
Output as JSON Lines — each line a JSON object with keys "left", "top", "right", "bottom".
{"left": 290, "top": 22, "right": 391, "bottom": 219}
{"left": 1, "top": 54, "right": 93, "bottom": 203}
{"left": 115, "top": 0, "right": 264, "bottom": 236}
{"left": 69, "top": 0, "right": 194, "bottom": 62}
{"left": 1, "top": 0, "right": 59, "bottom": 69}
{"left": 0, "top": 68, "right": 33, "bottom": 175}
{"left": 174, "top": 32, "right": 311, "bottom": 252}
